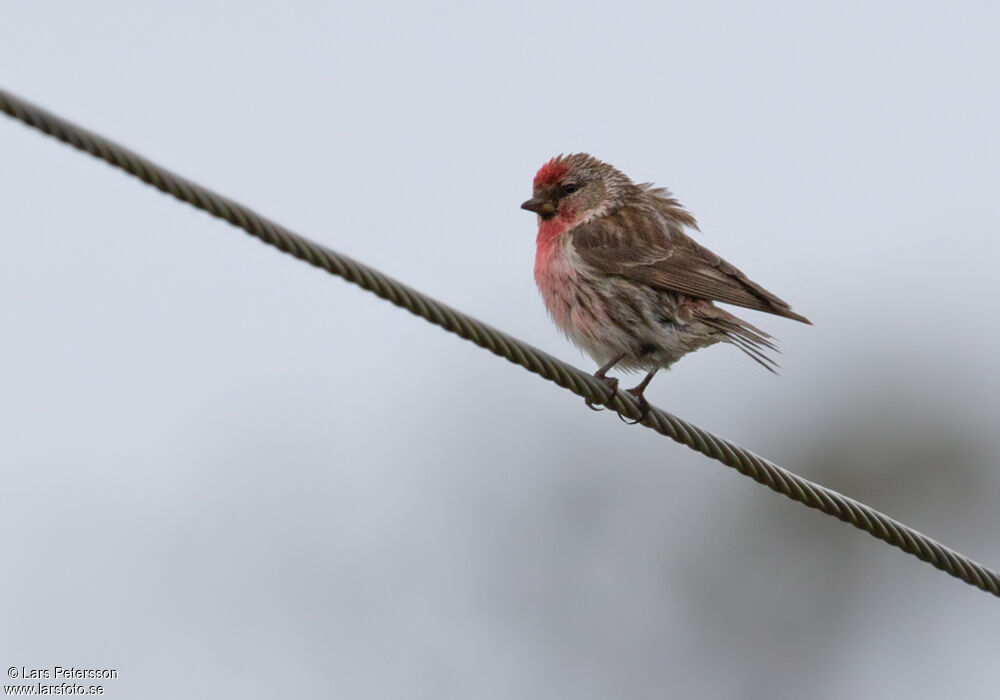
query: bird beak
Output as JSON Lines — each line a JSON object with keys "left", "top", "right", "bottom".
{"left": 521, "top": 197, "right": 557, "bottom": 218}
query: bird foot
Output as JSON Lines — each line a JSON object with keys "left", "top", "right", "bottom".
{"left": 585, "top": 375, "right": 619, "bottom": 412}
{"left": 618, "top": 388, "right": 651, "bottom": 425}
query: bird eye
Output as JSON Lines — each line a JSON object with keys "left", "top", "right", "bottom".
{"left": 562, "top": 183, "right": 580, "bottom": 194}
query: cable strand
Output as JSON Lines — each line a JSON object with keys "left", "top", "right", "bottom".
{"left": 2, "top": 87, "right": 997, "bottom": 598}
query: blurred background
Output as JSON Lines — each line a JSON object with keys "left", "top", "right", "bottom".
{"left": 2, "top": 1, "right": 999, "bottom": 697}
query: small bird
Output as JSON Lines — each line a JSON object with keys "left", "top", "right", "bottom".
{"left": 522, "top": 153, "right": 810, "bottom": 419}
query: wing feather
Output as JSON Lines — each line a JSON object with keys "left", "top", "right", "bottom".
{"left": 572, "top": 209, "right": 811, "bottom": 324}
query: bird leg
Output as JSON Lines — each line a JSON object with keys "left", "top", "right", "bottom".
{"left": 619, "top": 368, "right": 659, "bottom": 424}
{"left": 585, "top": 352, "right": 626, "bottom": 411}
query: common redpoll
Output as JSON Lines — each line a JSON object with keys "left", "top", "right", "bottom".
{"left": 522, "top": 153, "right": 810, "bottom": 418}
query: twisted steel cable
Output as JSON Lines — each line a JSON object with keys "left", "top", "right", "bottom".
{"left": 2, "top": 86, "right": 997, "bottom": 598}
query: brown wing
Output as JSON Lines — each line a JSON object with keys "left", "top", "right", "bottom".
{"left": 572, "top": 210, "right": 811, "bottom": 324}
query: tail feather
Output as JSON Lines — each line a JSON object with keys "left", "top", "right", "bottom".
{"left": 697, "top": 308, "right": 781, "bottom": 374}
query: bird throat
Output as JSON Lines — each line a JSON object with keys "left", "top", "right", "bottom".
{"left": 535, "top": 216, "right": 573, "bottom": 258}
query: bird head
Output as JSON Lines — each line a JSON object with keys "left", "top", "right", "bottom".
{"left": 521, "top": 153, "right": 631, "bottom": 226}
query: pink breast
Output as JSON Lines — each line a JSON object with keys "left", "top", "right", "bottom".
{"left": 534, "top": 218, "right": 577, "bottom": 328}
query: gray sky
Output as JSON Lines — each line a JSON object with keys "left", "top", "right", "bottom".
{"left": 2, "top": 1, "right": 999, "bottom": 698}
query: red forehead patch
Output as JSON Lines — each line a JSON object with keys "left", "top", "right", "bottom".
{"left": 533, "top": 158, "right": 568, "bottom": 187}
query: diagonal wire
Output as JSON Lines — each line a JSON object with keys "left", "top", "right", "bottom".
{"left": 2, "top": 86, "right": 997, "bottom": 599}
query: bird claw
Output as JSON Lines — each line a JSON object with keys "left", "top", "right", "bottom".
{"left": 585, "top": 376, "right": 619, "bottom": 411}
{"left": 618, "top": 388, "right": 650, "bottom": 425}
